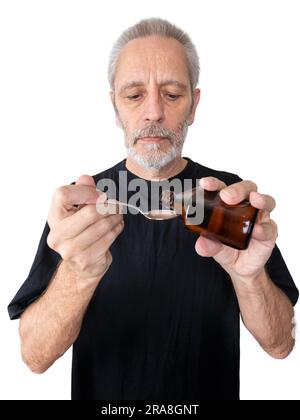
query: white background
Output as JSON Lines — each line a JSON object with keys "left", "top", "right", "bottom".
{"left": 0, "top": 0, "right": 299, "bottom": 400}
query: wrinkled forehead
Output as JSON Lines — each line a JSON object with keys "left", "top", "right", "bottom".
{"left": 114, "top": 36, "right": 190, "bottom": 90}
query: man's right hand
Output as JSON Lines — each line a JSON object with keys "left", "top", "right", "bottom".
{"left": 47, "top": 175, "right": 124, "bottom": 282}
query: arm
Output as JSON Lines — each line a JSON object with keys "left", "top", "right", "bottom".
{"left": 231, "top": 268, "right": 295, "bottom": 358}
{"left": 19, "top": 260, "right": 107, "bottom": 373}
{"left": 19, "top": 175, "right": 124, "bottom": 373}
{"left": 196, "top": 176, "right": 296, "bottom": 359}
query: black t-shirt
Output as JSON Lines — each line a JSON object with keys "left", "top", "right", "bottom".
{"left": 8, "top": 157, "right": 299, "bottom": 400}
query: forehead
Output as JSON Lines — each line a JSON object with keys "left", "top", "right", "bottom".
{"left": 114, "top": 36, "right": 189, "bottom": 88}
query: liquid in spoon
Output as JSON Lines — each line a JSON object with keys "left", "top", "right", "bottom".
{"left": 103, "top": 199, "right": 178, "bottom": 220}
{"left": 143, "top": 209, "right": 178, "bottom": 220}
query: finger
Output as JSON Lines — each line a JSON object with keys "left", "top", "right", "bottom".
{"left": 256, "top": 209, "right": 270, "bottom": 224}
{"left": 64, "top": 214, "right": 124, "bottom": 256}
{"left": 55, "top": 202, "right": 112, "bottom": 240}
{"left": 57, "top": 216, "right": 124, "bottom": 260}
{"left": 72, "top": 175, "right": 98, "bottom": 211}
{"left": 96, "top": 198, "right": 124, "bottom": 216}
{"left": 51, "top": 184, "right": 104, "bottom": 222}
{"left": 75, "top": 174, "right": 96, "bottom": 187}
{"left": 251, "top": 220, "right": 278, "bottom": 242}
{"left": 199, "top": 177, "right": 227, "bottom": 191}
{"left": 249, "top": 191, "right": 276, "bottom": 213}
{"left": 220, "top": 180, "right": 257, "bottom": 205}
{"left": 99, "top": 219, "right": 125, "bottom": 250}
{"left": 195, "top": 235, "right": 223, "bottom": 257}
{"left": 73, "top": 220, "right": 125, "bottom": 262}
{"left": 195, "top": 236, "right": 239, "bottom": 267}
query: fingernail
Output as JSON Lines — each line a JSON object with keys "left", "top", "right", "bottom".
{"left": 199, "top": 178, "right": 208, "bottom": 188}
{"left": 222, "top": 189, "right": 235, "bottom": 199}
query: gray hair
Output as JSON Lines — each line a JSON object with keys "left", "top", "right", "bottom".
{"left": 108, "top": 18, "right": 200, "bottom": 92}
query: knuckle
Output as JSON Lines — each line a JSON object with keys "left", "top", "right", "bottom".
{"left": 47, "top": 231, "right": 58, "bottom": 250}
{"left": 211, "top": 176, "right": 222, "bottom": 186}
{"left": 46, "top": 232, "right": 54, "bottom": 249}
{"left": 113, "top": 222, "right": 123, "bottom": 235}
{"left": 202, "top": 176, "right": 218, "bottom": 184}
{"left": 101, "top": 230, "right": 116, "bottom": 249}
{"left": 101, "top": 217, "right": 112, "bottom": 233}
{"left": 83, "top": 205, "right": 98, "bottom": 224}
{"left": 54, "top": 186, "right": 70, "bottom": 203}
{"left": 106, "top": 252, "right": 113, "bottom": 266}
{"left": 220, "top": 181, "right": 227, "bottom": 189}
{"left": 271, "top": 220, "right": 278, "bottom": 239}
{"left": 47, "top": 212, "right": 55, "bottom": 229}
{"left": 98, "top": 251, "right": 113, "bottom": 272}
{"left": 269, "top": 195, "right": 276, "bottom": 209}
{"left": 245, "top": 180, "right": 257, "bottom": 191}
{"left": 117, "top": 221, "right": 125, "bottom": 232}
{"left": 108, "top": 222, "right": 124, "bottom": 241}
{"left": 105, "top": 229, "right": 116, "bottom": 243}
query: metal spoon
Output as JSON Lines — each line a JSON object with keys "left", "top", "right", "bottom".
{"left": 103, "top": 199, "right": 178, "bottom": 221}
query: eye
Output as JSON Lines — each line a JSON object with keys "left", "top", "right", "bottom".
{"left": 127, "top": 94, "right": 142, "bottom": 101}
{"left": 166, "top": 94, "right": 180, "bottom": 101}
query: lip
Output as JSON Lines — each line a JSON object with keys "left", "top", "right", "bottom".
{"left": 138, "top": 136, "right": 168, "bottom": 143}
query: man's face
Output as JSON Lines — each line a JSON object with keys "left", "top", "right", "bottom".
{"left": 111, "top": 36, "right": 200, "bottom": 169}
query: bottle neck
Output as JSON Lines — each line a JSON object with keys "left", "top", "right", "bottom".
{"left": 160, "top": 188, "right": 197, "bottom": 215}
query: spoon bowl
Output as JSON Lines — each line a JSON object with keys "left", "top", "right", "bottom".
{"left": 103, "top": 199, "right": 178, "bottom": 220}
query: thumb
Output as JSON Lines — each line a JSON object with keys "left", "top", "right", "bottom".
{"left": 73, "top": 175, "right": 99, "bottom": 208}
{"left": 75, "top": 174, "right": 96, "bottom": 187}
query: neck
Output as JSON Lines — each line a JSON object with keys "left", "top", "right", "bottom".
{"left": 125, "top": 156, "right": 188, "bottom": 181}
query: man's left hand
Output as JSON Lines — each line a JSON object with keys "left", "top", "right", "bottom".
{"left": 195, "top": 177, "right": 278, "bottom": 281}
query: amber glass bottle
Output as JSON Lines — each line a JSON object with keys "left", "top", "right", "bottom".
{"left": 161, "top": 187, "right": 258, "bottom": 250}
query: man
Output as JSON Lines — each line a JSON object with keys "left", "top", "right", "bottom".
{"left": 8, "top": 18, "right": 298, "bottom": 400}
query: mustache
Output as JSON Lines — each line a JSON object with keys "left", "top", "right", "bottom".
{"left": 128, "top": 124, "right": 178, "bottom": 144}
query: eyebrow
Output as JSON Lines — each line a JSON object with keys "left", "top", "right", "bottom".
{"left": 119, "top": 81, "right": 144, "bottom": 93}
{"left": 161, "top": 80, "right": 188, "bottom": 91}
{"left": 119, "top": 80, "right": 188, "bottom": 94}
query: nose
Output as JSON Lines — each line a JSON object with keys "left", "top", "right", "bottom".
{"left": 143, "top": 91, "right": 165, "bottom": 124}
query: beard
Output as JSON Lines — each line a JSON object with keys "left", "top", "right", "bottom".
{"left": 122, "top": 121, "right": 189, "bottom": 170}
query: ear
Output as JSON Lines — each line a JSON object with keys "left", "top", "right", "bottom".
{"left": 110, "top": 91, "right": 122, "bottom": 128}
{"left": 187, "top": 88, "right": 201, "bottom": 126}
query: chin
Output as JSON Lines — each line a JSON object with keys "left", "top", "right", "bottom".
{"left": 127, "top": 146, "right": 181, "bottom": 170}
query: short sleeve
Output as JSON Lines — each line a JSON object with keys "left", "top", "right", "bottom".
{"left": 7, "top": 222, "right": 62, "bottom": 320}
{"left": 266, "top": 244, "right": 298, "bottom": 306}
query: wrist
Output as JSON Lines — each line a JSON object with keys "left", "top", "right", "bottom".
{"left": 60, "top": 259, "right": 108, "bottom": 291}
{"left": 230, "top": 268, "right": 270, "bottom": 294}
